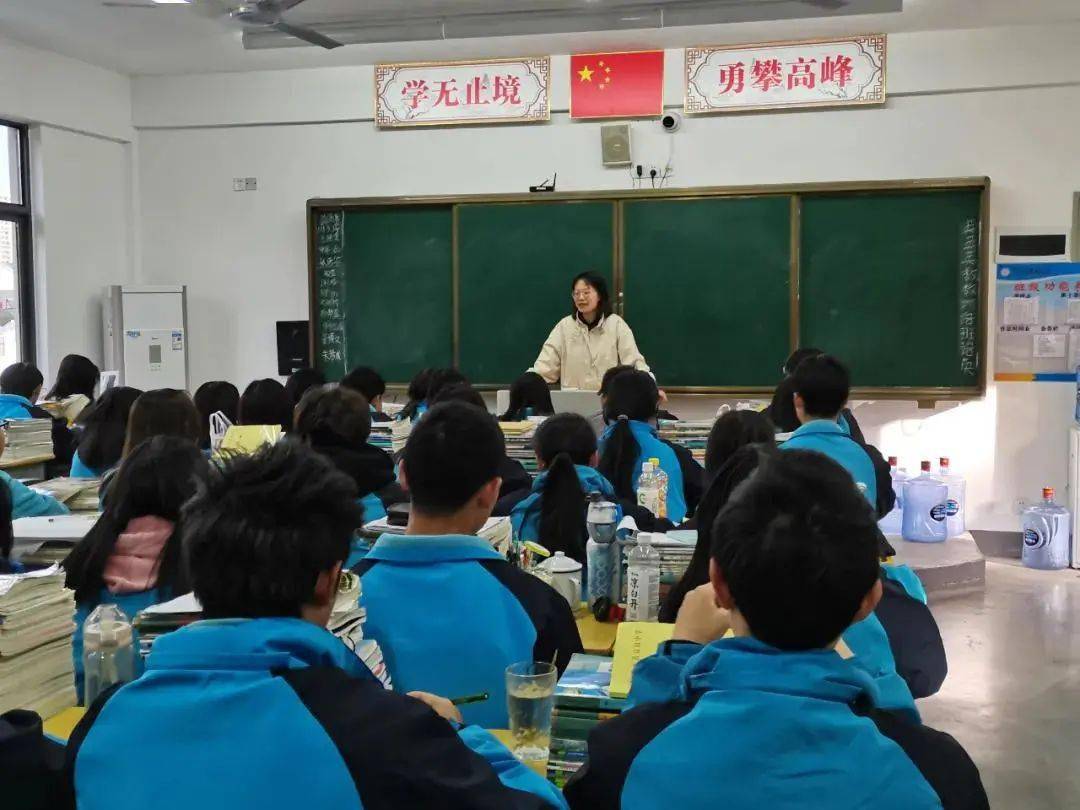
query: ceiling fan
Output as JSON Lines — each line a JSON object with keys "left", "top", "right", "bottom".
{"left": 101, "top": 0, "right": 344, "bottom": 49}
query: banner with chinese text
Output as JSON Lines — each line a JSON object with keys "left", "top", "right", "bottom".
{"left": 685, "top": 35, "right": 886, "bottom": 114}
{"left": 375, "top": 57, "right": 550, "bottom": 127}
{"left": 995, "top": 263, "right": 1080, "bottom": 382}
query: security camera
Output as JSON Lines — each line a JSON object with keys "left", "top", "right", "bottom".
{"left": 660, "top": 112, "right": 682, "bottom": 133}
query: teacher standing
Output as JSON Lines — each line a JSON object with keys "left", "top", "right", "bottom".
{"left": 530, "top": 271, "right": 652, "bottom": 392}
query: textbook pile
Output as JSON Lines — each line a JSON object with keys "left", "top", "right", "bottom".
{"left": 32, "top": 477, "right": 102, "bottom": 512}
{"left": 499, "top": 421, "right": 539, "bottom": 476}
{"left": 546, "top": 654, "right": 625, "bottom": 788}
{"left": 657, "top": 419, "right": 713, "bottom": 466}
{"left": 369, "top": 419, "right": 411, "bottom": 456}
{"left": 2, "top": 418, "right": 54, "bottom": 462}
{"left": 0, "top": 565, "right": 76, "bottom": 718}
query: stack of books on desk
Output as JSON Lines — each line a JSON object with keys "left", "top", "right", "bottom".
{"left": 499, "top": 421, "right": 540, "bottom": 476}
{"left": 32, "top": 477, "right": 102, "bottom": 512}
{"left": 2, "top": 419, "right": 54, "bottom": 462}
{"left": 657, "top": 419, "right": 714, "bottom": 467}
{"left": 132, "top": 592, "right": 203, "bottom": 659}
{"left": 0, "top": 565, "right": 76, "bottom": 718}
{"left": 369, "top": 419, "right": 411, "bottom": 456}
{"left": 547, "top": 653, "right": 625, "bottom": 788}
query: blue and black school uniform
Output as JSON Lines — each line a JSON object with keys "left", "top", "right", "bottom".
{"left": 68, "top": 451, "right": 107, "bottom": 479}
{"left": 599, "top": 419, "right": 704, "bottom": 524}
{"left": 565, "top": 636, "right": 987, "bottom": 810}
{"left": 510, "top": 465, "right": 620, "bottom": 547}
{"left": 1, "top": 470, "right": 68, "bottom": 519}
{"left": 877, "top": 563, "right": 947, "bottom": 699}
{"left": 354, "top": 534, "right": 583, "bottom": 728}
{"left": 66, "top": 617, "right": 567, "bottom": 810}
{"left": 0, "top": 393, "right": 75, "bottom": 470}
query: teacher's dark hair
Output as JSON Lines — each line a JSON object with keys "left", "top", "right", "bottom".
{"left": 531, "top": 413, "right": 597, "bottom": 562}
{"left": 570, "top": 271, "right": 613, "bottom": 318}
{"left": 598, "top": 371, "right": 659, "bottom": 502}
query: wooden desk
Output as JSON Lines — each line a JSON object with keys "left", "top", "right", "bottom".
{"left": 575, "top": 613, "right": 618, "bottom": 656}
{"left": 44, "top": 706, "right": 85, "bottom": 743}
{"left": 489, "top": 729, "right": 547, "bottom": 776}
{"left": 0, "top": 453, "right": 54, "bottom": 481}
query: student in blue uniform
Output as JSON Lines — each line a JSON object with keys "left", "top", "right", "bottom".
{"left": 293, "top": 383, "right": 406, "bottom": 566}
{"left": 598, "top": 370, "right": 703, "bottom": 524}
{"left": 284, "top": 366, "right": 325, "bottom": 409}
{"left": 238, "top": 378, "right": 292, "bottom": 435}
{"left": 65, "top": 442, "right": 567, "bottom": 810}
{"left": 0, "top": 362, "right": 75, "bottom": 469}
{"left": 341, "top": 365, "right": 392, "bottom": 422}
{"left": 192, "top": 380, "right": 239, "bottom": 451}
{"left": 510, "top": 413, "right": 619, "bottom": 562}
{"left": 355, "top": 401, "right": 582, "bottom": 728}
{"left": 70, "top": 386, "right": 143, "bottom": 478}
{"left": 63, "top": 437, "right": 210, "bottom": 701}
{"left": 703, "top": 409, "right": 775, "bottom": 480}
{"left": 500, "top": 371, "right": 555, "bottom": 422}
{"left": 764, "top": 347, "right": 866, "bottom": 441}
{"left": 565, "top": 449, "right": 987, "bottom": 810}
{"left": 781, "top": 354, "right": 894, "bottom": 518}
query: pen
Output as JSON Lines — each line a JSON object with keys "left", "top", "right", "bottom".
{"left": 450, "top": 692, "right": 490, "bottom": 706}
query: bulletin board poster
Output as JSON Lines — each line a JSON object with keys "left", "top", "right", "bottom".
{"left": 995, "top": 263, "right": 1080, "bottom": 382}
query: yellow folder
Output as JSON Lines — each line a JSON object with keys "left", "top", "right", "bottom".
{"left": 218, "top": 425, "right": 282, "bottom": 456}
{"left": 609, "top": 622, "right": 675, "bottom": 699}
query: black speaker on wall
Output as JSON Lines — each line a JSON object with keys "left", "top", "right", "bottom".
{"left": 276, "top": 320, "right": 311, "bottom": 376}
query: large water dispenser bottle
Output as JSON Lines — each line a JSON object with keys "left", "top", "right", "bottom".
{"left": 1021, "top": 487, "right": 1071, "bottom": 570}
{"left": 938, "top": 457, "right": 967, "bottom": 537}
{"left": 901, "top": 461, "right": 949, "bottom": 543}
{"left": 878, "top": 456, "right": 908, "bottom": 535}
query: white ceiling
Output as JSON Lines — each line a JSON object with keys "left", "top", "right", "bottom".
{"left": 0, "top": 0, "right": 1077, "bottom": 76}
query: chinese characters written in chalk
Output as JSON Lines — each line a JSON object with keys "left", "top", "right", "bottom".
{"left": 957, "top": 219, "right": 979, "bottom": 377}
{"left": 316, "top": 212, "right": 346, "bottom": 369}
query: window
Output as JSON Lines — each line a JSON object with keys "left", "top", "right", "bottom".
{"left": 0, "top": 122, "right": 32, "bottom": 367}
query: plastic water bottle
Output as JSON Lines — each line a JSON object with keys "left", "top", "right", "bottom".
{"left": 937, "top": 457, "right": 967, "bottom": 537}
{"left": 901, "top": 461, "right": 948, "bottom": 543}
{"left": 1021, "top": 488, "right": 1071, "bottom": 570}
{"left": 637, "top": 461, "right": 667, "bottom": 519}
{"left": 626, "top": 532, "right": 661, "bottom": 621}
{"left": 83, "top": 604, "right": 135, "bottom": 704}
{"left": 878, "top": 456, "right": 908, "bottom": 535}
{"left": 586, "top": 493, "right": 619, "bottom": 606}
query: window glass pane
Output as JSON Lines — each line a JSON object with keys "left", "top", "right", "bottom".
{"left": 0, "top": 126, "right": 21, "bottom": 206}
{"left": 0, "top": 220, "right": 21, "bottom": 366}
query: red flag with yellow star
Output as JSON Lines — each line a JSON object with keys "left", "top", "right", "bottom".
{"left": 570, "top": 50, "right": 665, "bottom": 119}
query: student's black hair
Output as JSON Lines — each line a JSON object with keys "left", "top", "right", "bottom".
{"left": 598, "top": 371, "right": 659, "bottom": 502}
{"left": 704, "top": 410, "right": 775, "bottom": 479}
{"left": 192, "top": 381, "right": 239, "bottom": 450}
{"left": 123, "top": 389, "right": 202, "bottom": 457}
{"left": 500, "top": 371, "right": 554, "bottom": 421}
{"left": 429, "top": 382, "right": 487, "bottom": 411}
{"left": 598, "top": 364, "right": 634, "bottom": 399}
{"left": 75, "top": 386, "right": 143, "bottom": 471}
{"left": 711, "top": 449, "right": 881, "bottom": 651}
{"left": 340, "top": 366, "right": 386, "bottom": 406}
{"left": 782, "top": 346, "right": 824, "bottom": 377}
{"left": 294, "top": 383, "right": 372, "bottom": 446}
{"left": 399, "top": 368, "right": 434, "bottom": 421}
{"left": 790, "top": 354, "right": 850, "bottom": 420}
{"left": 46, "top": 354, "right": 100, "bottom": 402}
{"left": 238, "top": 378, "right": 293, "bottom": 434}
{"left": 63, "top": 436, "right": 210, "bottom": 605}
{"left": 0, "top": 478, "right": 12, "bottom": 564}
{"left": 531, "top": 413, "right": 597, "bottom": 561}
{"left": 426, "top": 368, "right": 468, "bottom": 403}
{"left": 284, "top": 367, "right": 326, "bottom": 408}
{"left": 402, "top": 401, "right": 504, "bottom": 516}
{"left": 183, "top": 441, "right": 363, "bottom": 619}
{"left": 570, "top": 271, "right": 613, "bottom": 319}
{"left": 660, "top": 445, "right": 767, "bottom": 622}
{"left": 0, "top": 362, "right": 43, "bottom": 399}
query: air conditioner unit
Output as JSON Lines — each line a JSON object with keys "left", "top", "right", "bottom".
{"left": 103, "top": 285, "right": 189, "bottom": 391}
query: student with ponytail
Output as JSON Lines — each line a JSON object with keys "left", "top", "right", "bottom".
{"left": 510, "top": 413, "right": 620, "bottom": 562}
{"left": 597, "top": 371, "right": 703, "bottom": 524}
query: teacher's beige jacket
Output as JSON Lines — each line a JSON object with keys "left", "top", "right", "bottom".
{"left": 529, "top": 313, "right": 651, "bottom": 392}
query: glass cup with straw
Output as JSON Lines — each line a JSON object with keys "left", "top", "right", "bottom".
{"left": 505, "top": 660, "right": 558, "bottom": 763}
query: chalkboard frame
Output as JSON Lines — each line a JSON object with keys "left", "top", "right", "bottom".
{"left": 308, "top": 176, "right": 990, "bottom": 401}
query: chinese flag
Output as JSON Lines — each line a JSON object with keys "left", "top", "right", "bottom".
{"left": 570, "top": 50, "right": 664, "bottom": 119}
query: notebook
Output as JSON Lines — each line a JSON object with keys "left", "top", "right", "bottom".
{"left": 609, "top": 622, "right": 675, "bottom": 699}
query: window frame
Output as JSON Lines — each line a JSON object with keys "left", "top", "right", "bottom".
{"left": 0, "top": 120, "right": 34, "bottom": 363}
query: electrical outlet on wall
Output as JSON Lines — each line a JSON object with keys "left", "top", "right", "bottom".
{"left": 244, "top": 177, "right": 258, "bottom": 191}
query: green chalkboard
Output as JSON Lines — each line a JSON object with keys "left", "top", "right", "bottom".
{"left": 622, "top": 196, "right": 792, "bottom": 387}
{"left": 315, "top": 206, "right": 453, "bottom": 382}
{"left": 799, "top": 190, "right": 983, "bottom": 388}
{"left": 457, "top": 201, "right": 615, "bottom": 385}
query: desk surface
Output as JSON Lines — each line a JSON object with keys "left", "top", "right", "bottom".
{"left": 576, "top": 613, "right": 618, "bottom": 656}
{"left": 0, "top": 453, "right": 54, "bottom": 470}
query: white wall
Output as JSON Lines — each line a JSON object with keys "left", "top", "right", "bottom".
{"left": 133, "top": 22, "right": 1080, "bottom": 532}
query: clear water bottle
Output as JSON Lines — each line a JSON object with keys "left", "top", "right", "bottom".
{"left": 937, "top": 457, "right": 967, "bottom": 537}
{"left": 626, "top": 532, "right": 661, "bottom": 621}
{"left": 83, "top": 604, "right": 135, "bottom": 705}
{"left": 878, "top": 456, "right": 908, "bottom": 535}
{"left": 586, "top": 492, "right": 619, "bottom": 606}
{"left": 901, "top": 461, "right": 948, "bottom": 543}
{"left": 1021, "top": 487, "right": 1071, "bottom": 570}
{"left": 637, "top": 461, "right": 666, "bottom": 519}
